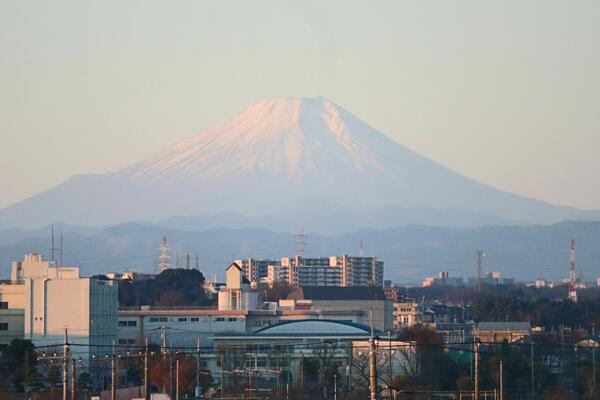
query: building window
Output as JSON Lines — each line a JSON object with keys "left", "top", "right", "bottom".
{"left": 228, "top": 318, "right": 237, "bottom": 322}
{"left": 118, "top": 339, "right": 128, "bottom": 344}
{"left": 149, "top": 317, "right": 168, "bottom": 323}
{"left": 0, "top": 323, "right": 8, "bottom": 330}
{"left": 118, "top": 321, "right": 128, "bottom": 327}
{"left": 0, "top": 344, "right": 7, "bottom": 352}
{"left": 216, "top": 318, "right": 225, "bottom": 322}
{"left": 127, "top": 321, "right": 137, "bottom": 327}
{"left": 178, "top": 317, "right": 188, "bottom": 322}
{"left": 0, "top": 302, "right": 8, "bottom": 309}
{"left": 191, "top": 317, "right": 200, "bottom": 322}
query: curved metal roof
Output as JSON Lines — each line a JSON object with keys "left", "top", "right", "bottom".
{"left": 254, "top": 319, "right": 373, "bottom": 335}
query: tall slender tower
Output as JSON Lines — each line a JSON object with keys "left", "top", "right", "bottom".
{"left": 475, "top": 250, "right": 485, "bottom": 293}
{"left": 159, "top": 236, "right": 170, "bottom": 272}
{"left": 295, "top": 227, "right": 306, "bottom": 257}
{"left": 569, "top": 239, "right": 577, "bottom": 302}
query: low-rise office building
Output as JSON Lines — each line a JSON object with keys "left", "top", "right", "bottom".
{"left": 3, "top": 254, "right": 119, "bottom": 370}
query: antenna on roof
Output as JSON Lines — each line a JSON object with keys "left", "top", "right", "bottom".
{"left": 360, "top": 240, "right": 365, "bottom": 257}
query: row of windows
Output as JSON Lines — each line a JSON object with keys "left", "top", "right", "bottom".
{"left": 118, "top": 320, "right": 137, "bottom": 327}
{"left": 146, "top": 317, "right": 238, "bottom": 323}
{"left": 118, "top": 339, "right": 136, "bottom": 345}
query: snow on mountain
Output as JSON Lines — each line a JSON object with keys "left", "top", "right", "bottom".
{"left": 0, "top": 96, "right": 597, "bottom": 230}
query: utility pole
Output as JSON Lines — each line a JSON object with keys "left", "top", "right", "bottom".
{"left": 144, "top": 337, "right": 149, "bottom": 400}
{"left": 300, "top": 352, "right": 304, "bottom": 395}
{"left": 499, "top": 360, "right": 503, "bottom": 400}
{"left": 388, "top": 331, "right": 392, "bottom": 392}
{"left": 196, "top": 336, "right": 202, "bottom": 399}
{"left": 276, "top": 355, "right": 280, "bottom": 400}
{"left": 474, "top": 341, "right": 479, "bottom": 400}
{"left": 220, "top": 353, "right": 224, "bottom": 396}
{"left": 593, "top": 345, "right": 597, "bottom": 394}
{"left": 169, "top": 351, "right": 174, "bottom": 399}
{"left": 346, "top": 346, "right": 352, "bottom": 393}
{"left": 334, "top": 374, "right": 337, "bottom": 400}
{"left": 369, "top": 337, "right": 378, "bottom": 400}
{"left": 176, "top": 359, "right": 180, "bottom": 400}
{"left": 531, "top": 341, "right": 535, "bottom": 399}
{"left": 71, "top": 358, "right": 76, "bottom": 400}
{"left": 111, "top": 352, "right": 117, "bottom": 400}
{"left": 63, "top": 329, "right": 69, "bottom": 400}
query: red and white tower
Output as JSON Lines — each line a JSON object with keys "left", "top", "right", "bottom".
{"left": 568, "top": 238, "right": 577, "bottom": 302}
{"left": 159, "top": 235, "right": 170, "bottom": 272}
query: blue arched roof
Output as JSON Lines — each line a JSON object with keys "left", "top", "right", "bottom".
{"left": 254, "top": 319, "right": 374, "bottom": 336}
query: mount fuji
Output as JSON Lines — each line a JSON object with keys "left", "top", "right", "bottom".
{"left": 1, "top": 97, "right": 597, "bottom": 231}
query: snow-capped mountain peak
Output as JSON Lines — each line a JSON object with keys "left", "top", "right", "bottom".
{"left": 125, "top": 97, "right": 391, "bottom": 182}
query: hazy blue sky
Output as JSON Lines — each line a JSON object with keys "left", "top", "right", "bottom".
{"left": 1, "top": 1, "right": 599, "bottom": 209}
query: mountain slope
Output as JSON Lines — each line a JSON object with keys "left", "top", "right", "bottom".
{"left": 0, "top": 97, "right": 597, "bottom": 230}
{"left": 2, "top": 221, "right": 599, "bottom": 282}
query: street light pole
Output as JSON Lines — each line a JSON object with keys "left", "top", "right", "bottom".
{"left": 63, "top": 329, "right": 69, "bottom": 400}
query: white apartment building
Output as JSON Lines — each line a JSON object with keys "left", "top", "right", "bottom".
{"left": 1, "top": 254, "right": 118, "bottom": 368}
{"left": 266, "top": 255, "right": 384, "bottom": 288}
{"left": 234, "top": 258, "right": 278, "bottom": 283}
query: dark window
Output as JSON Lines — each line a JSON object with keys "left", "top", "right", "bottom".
{"left": 0, "top": 323, "right": 8, "bottom": 330}
{"left": 191, "top": 317, "right": 200, "bottom": 322}
{"left": 216, "top": 318, "right": 225, "bottom": 322}
{"left": 0, "top": 302, "right": 8, "bottom": 309}
{"left": 178, "top": 317, "right": 187, "bottom": 322}
{"left": 118, "top": 321, "right": 128, "bottom": 327}
{"left": 127, "top": 321, "right": 137, "bottom": 327}
{"left": 0, "top": 344, "right": 7, "bottom": 352}
{"left": 228, "top": 318, "right": 237, "bottom": 322}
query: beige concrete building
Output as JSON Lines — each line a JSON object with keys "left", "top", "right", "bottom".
{"left": 2, "top": 254, "right": 119, "bottom": 368}
{"left": 0, "top": 284, "right": 26, "bottom": 352}
{"left": 393, "top": 302, "right": 424, "bottom": 328}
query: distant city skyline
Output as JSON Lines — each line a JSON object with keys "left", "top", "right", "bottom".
{"left": 1, "top": 1, "right": 600, "bottom": 210}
